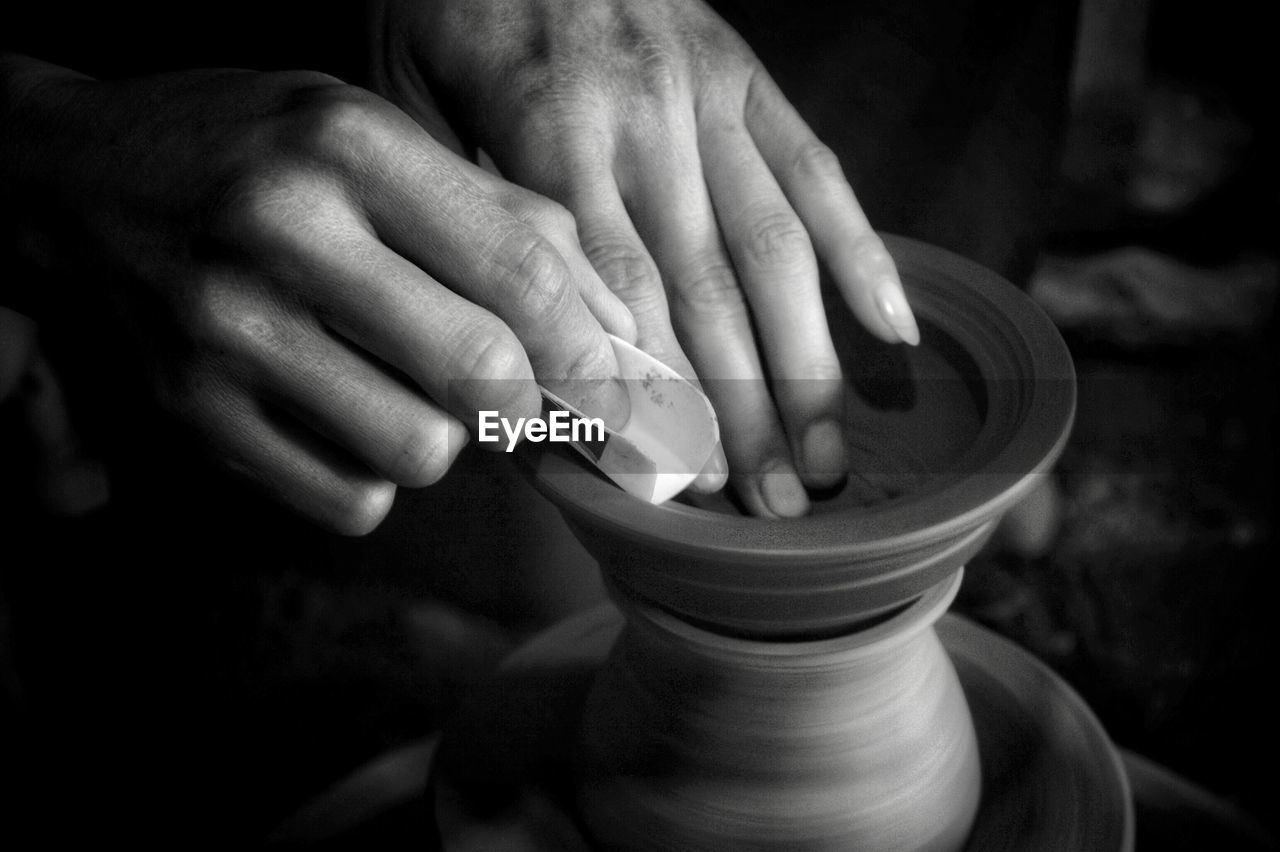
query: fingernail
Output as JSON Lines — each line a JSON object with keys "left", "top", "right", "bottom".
{"left": 760, "top": 460, "right": 809, "bottom": 518}
{"left": 603, "top": 376, "right": 632, "bottom": 431}
{"left": 689, "top": 442, "right": 728, "bottom": 493}
{"left": 801, "top": 418, "right": 846, "bottom": 488}
{"left": 553, "top": 376, "right": 631, "bottom": 432}
{"left": 875, "top": 282, "right": 921, "bottom": 346}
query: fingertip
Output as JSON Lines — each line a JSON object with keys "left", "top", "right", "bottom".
{"left": 423, "top": 415, "right": 471, "bottom": 480}
{"left": 688, "top": 442, "right": 728, "bottom": 493}
{"left": 762, "top": 462, "right": 810, "bottom": 518}
{"left": 605, "top": 375, "right": 633, "bottom": 431}
{"left": 446, "top": 415, "right": 472, "bottom": 461}
{"left": 799, "top": 418, "right": 846, "bottom": 489}
{"left": 471, "top": 376, "right": 543, "bottom": 454}
{"left": 328, "top": 479, "right": 398, "bottom": 536}
{"left": 872, "top": 280, "right": 921, "bottom": 346}
{"left": 739, "top": 459, "right": 809, "bottom": 519}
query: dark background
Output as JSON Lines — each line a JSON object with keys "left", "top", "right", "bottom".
{"left": 2, "top": 0, "right": 1276, "bottom": 846}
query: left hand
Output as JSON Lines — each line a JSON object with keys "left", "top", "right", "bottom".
{"left": 371, "top": 0, "right": 920, "bottom": 517}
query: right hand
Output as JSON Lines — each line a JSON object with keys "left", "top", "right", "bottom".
{"left": 370, "top": 0, "right": 919, "bottom": 518}
{"left": 1, "top": 59, "right": 635, "bottom": 533}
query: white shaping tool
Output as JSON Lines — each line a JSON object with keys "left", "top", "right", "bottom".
{"left": 539, "top": 335, "right": 720, "bottom": 504}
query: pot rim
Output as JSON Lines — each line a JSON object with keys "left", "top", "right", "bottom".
{"left": 527, "top": 234, "right": 1076, "bottom": 567}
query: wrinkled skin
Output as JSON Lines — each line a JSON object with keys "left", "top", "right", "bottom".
{"left": 2, "top": 59, "right": 638, "bottom": 533}
{"left": 371, "top": 0, "right": 921, "bottom": 517}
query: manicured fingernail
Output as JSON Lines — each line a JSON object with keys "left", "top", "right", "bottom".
{"left": 801, "top": 419, "right": 846, "bottom": 488}
{"left": 875, "top": 282, "right": 921, "bottom": 346}
{"left": 760, "top": 460, "right": 809, "bottom": 518}
{"left": 689, "top": 442, "right": 728, "bottom": 493}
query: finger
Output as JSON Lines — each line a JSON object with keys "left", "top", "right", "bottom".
{"left": 563, "top": 162, "right": 729, "bottom": 493}
{"left": 220, "top": 194, "right": 544, "bottom": 432}
{"left": 699, "top": 106, "right": 847, "bottom": 489}
{"left": 620, "top": 122, "right": 807, "bottom": 517}
{"left": 493, "top": 181, "right": 638, "bottom": 345}
{"left": 351, "top": 122, "right": 631, "bottom": 429}
{"left": 743, "top": 70, "right": 920, "bottom": 346}
{"left": 690, "top": 440, "right": 729, "bottom": 495}
{"left": 195, "top": 385, "right": 399, "bottom": 536}
{"left": 494, "top": 118, "right": 728, "bottom": 493}
{"left": 228, "top": 297, "right": 470, "bottom": 487}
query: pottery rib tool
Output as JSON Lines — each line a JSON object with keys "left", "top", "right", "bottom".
{"left": 539, "top": 335, "right": 720, "bottom": 505}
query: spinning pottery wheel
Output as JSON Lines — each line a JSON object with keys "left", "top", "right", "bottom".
{"left": 430, "top": 236, "right": 1131, "bottom": 850}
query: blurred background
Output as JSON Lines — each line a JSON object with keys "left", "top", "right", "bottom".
{"left": 1, "top": 0, "right": 1275, "bottom": 846}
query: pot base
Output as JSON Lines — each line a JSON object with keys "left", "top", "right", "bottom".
{"left": 431, "top": 605, "right": 1133, "bottom": 852}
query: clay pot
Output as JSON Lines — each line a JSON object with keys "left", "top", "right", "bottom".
{"left": 530, "top": 235, "right": 1076, "bottom": 638}
{"left": 517, "top": 235, "right": 1076, "bottom": 851}
{"left": 432, "top": 609, "right": 1133, "bottom": 852}
{"left": 576, "top": 571, "right": 980, "bottom": 851}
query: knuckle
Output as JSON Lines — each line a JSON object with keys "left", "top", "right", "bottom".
{"left": 513, "top": 194, "right": 578, "bottom": 237}
{"left": 184, "top": 279, "right": 247, "bottom": 347}
{"left": 457, "top": 321, "right": 527, "bottom": 384}
{"left": 686, "top": 28, "right": 751, "bottom": 85}
{"left": 783, "top": 353, "right": 844, "bottom": 396}
{"left": 519, "top": 72, "right": 590, "bottom": 118}
{"left": 637, "top": 44, "right": 680, "bottom": 97}
{"left": 587, "top": 244, "right": 661, "bottom": 304}
{"left": 742, "top": 211, "right": 811, "bottom": 270}
{"left": 800, "top": 355, "right": 845, "bottom": 386}
{"left": 286, "top": 84, "right": 382, "bottom": 160}
{"left": 184, "top": 278, "right": 279, "bottom": 359}
{"left": 499, "top": 233, "right": 573, "bottom": 322}
{"left": 558, "top": 342, "right": 614, "bottom": 384}
{"left": 848, "top": 231, "right": 888, "bottom": 264}
{"left": 329, "top": 480, "right": 396, "bottom": 536}
{"left": 792, "top": 140, "right": 844, "bottom": 182}
{"left": 674, "top": 263, "right": 746, "bottom": 319}
{"left": 540, "top": 200, "right": 578, "bottom": 235}
{"left": 614, "top": 21, "right": 682, "bottom": 98}
{"left": 209, "top": 170, "right": 297, "bottom": 248}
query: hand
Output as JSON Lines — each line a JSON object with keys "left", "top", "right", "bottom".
{"left": 2, "top": 57, "right": 635, "bottom": 533}
{"left": 371, "top": 0, "right": 920, "bottom": 517}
